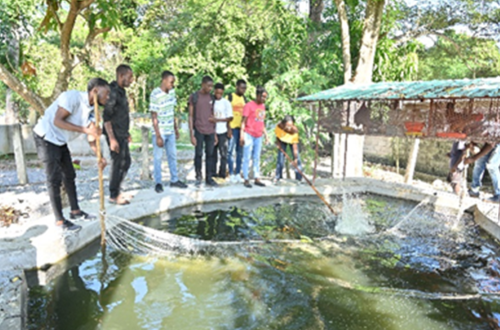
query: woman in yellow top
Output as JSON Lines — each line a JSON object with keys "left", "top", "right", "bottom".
{"left": 275, "top": 115, "right": 303, "bottom": 183}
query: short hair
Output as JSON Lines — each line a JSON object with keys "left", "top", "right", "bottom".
{"left": 281, "top": 115, "right": 295, "bottom": 125}
{"left": 214, "top": 83, "right": 224, "bottom": 90}
{"left": 162, "top": 70, "right": 175, "bottom": 80}
{"left": 236, "top": 79, "right": 246, "bottom": 86}
{"left": 256, "top": 86, "right": 267, "bottom": 96}
{"left": 87, "top": 78, "right": 109, "bottom": 93}
{"left": 202, "top": 75, "right": 213, "bottom": 84}
{"left": 116, "top": 64, "right": 132, "bottom": 77}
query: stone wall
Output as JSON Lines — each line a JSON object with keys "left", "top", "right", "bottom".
{"left": 0, "top": 125, "right": 106, "bottom": 156}
{"left": 363, "top": 136, "right": 453, "bottom": 177}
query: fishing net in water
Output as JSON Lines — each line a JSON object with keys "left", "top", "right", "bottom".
{"left": 103, "top": 193, "right": 468, "bottom": 257}
{"left": 104, "top": 210, "right": 334, "bottom": 257}
{"left": 105, "top": 215, "right": 218, "bottom": 256}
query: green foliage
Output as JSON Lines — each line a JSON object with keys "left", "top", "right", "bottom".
{"left": 417, "top": 31, "right": 500, "bottom": 80}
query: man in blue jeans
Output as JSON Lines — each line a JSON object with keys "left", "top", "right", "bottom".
{"left": 150, "top": 70, "right": 188, "bottom": 192}
{"left": 227, "top": 80, "right": 247, "bottom": 183}
{"left": 465, "top": 142, "right": 500, "bottom": 202}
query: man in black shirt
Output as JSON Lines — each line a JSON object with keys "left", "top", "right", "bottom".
{"left": 103, "top": 64, "right": 134, "bottom": 205}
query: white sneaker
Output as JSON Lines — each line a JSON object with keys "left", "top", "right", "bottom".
{"left": 229, "top": 175, "right": 236, "bottom": 183}
{"left": 236, "top": 175, "right": 243, "bottom": 183}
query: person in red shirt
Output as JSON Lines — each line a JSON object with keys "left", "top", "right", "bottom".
{"left": 240, "top": 86, "right": 269, "bottom": 188}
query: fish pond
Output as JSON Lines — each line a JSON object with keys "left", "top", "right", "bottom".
{"left": 28, "top": 195, "right": 500, "bottom": 329}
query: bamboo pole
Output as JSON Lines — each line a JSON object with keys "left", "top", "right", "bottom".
{"left": 93, "top": 94, "right": 106, "bottom": 246}
{"left": 277, "top": 143, "right": 337, "bottom": 215}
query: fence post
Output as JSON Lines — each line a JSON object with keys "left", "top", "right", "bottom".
{"left": 140, "top": 125, "right": 150, "bottom": 180}
{"left": 12, "top": 124, "right": 28, "bottom": 185}
{"left": 404, "top": 138, "right": 420, "bottom": 184}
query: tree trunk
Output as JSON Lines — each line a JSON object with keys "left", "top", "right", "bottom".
{"left": 309, "top": 0, "right": 324, "bottom": 23}
{"left": 333, "top": 0, "right": 352, "bottom": 83}
{"left": 332, "top": 0, "right": 386, "bottom": 178}
{"left": 352, "top": 0, "right": 386, "bottom": 84}
{"left": 0, "top": 0, "right": 99, "bottom": 114}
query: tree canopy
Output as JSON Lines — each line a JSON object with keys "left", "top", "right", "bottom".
{"left": 1, "top": 0, "right": 500, "bottom": 122}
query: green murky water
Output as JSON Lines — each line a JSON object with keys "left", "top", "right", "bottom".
{"left": 28, "top": 196, "right": 500, "bottom": 329}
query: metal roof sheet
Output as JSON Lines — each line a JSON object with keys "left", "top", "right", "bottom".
{"left": 297, "top": 77, "right": 500, "bottom": 102}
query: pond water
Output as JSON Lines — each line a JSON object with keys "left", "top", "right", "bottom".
{"left": 28, "top": 195, "right": 500, "bottom": 329}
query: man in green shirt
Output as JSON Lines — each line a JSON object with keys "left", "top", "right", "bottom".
{"left": 150, "top": 70, "right": 188, "bottom": 192}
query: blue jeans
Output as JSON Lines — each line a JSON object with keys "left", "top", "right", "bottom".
{"left": 471, "top": 144, "right": 500, "bottom": 196}
{"left": 242, "top": 132, "right": 263, "bottom": 180}
{"left": 153, "top": 134, "right": 179, "bottom": 184}
{"left": 276, "top": 141, "right": 303, "bottom": 181}
{"left": 228, "top": 128, "right": 243, "bottom": 175}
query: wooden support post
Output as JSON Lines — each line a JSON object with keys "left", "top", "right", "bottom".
{"left": 313, "top": 103, "right": 321, "bottom": 183}
{"left": 141, "top": 126, "right": 150, "bottom": 180}
{"left": 404, "top": 138, "right": 420, "bottom": 184}
{"left": 330, "top": 133, "right": 334, "bottom": 178}
{"left": 12, "top": 123, "right": 28, "bottom": 185}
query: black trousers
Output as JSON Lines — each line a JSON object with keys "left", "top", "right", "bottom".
{"left": 213, "top": 133, "right": 228, "bottom": 178}
{"left": 194, "top": 130, "right": 215, "bottom": 182}
{"left": 107, "top": 137, "right": 131, "bottom": 199}
{"left": 34, "top": 134, "right": 79, "bottom": 222}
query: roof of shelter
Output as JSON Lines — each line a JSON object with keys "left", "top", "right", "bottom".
{"left": 297, "top": 77, "right": 500, "bottom": 102}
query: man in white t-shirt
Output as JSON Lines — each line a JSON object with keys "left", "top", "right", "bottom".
{"left": 33, "top": 78, "right": 110, "bottom": 233}
{"left": 210, "top": 83, "right": 233, "bottom": 179}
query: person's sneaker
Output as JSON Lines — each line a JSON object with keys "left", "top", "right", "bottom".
{"left": 170, "top": 181, "right": 188, "bottom": 189}
{"left": 155, "top": 184, "right": 164, "bottom": 193}
{"left": 69, "top": 210, "right": 96, "bottom": 221}
{"left": 56, "top": 220, "right": 82, "bottom": 233}
{"left": 237, "top": 175, "right": 244, "bottom": 183}
{"left": 229, "top": 175, "right": 236, "bottom": 183}
{"left": 488, "top": 195, "right": 500, "bottom": 203}
{"left": 206, "top": 180, "right": 219, "bottom": 187}
{"left": 272, "top": 178, "right": 280, "bottom": 185}
{"left": 468, "top": 189, "right": 480, "bottom": 198}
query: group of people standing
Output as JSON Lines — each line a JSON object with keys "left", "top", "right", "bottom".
{"left": 33, "top": 65, "right": 304, "bottom": 233}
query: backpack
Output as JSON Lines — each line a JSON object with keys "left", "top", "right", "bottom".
{"left": 191, "top": 91, "right": 216, "bottom": 128}
{"left": 227, "top": 92, "right": 248, "bottom": 104}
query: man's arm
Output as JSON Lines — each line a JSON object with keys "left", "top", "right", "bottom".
{"left": 87, "top": 122, "right": 107, "bottom": 169}
{"left": 104, "top": 121, "right": 120, "bottom": 153}
{"left": 103, "top": 88, "right": 119, "bottom": 151}
{"left": 465, "top": 143, "right": 494, "bottom": 165}
{"left": 239, "top": 116, "right": 247, "bottom": 146}
{"left": 54, "top": 107, "right": 100, "bottom": 138}
{"left": 188, "top": 100, "right": 196, "bottom": 146}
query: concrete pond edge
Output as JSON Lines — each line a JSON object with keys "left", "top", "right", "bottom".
{"left": 1, "top": 177, "right": 497, "bottom": 330}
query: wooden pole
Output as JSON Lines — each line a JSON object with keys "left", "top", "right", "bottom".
{"left": 12, "top": 123, "right": 28, "bottom": 185}
{"left": 277, "top": 143, "right": 336, "bottom": 215}
{"left": 93, "top": 94, "right": 106, "bottom": 246}
{"left": 343, "top": 101, "right": 351, "bottom": 180}
{"left": 313, "top": 103, "right": 320, "bottom": 183}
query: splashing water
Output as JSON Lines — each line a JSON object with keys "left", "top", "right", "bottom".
{"left": 335, "top": 193, "right": 374, "bottom": 235}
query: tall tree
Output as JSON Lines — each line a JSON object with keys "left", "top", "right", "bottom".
{"left": 0, "top": 0, "right": 121, "bottom": 114}
{"left": 331, "top": 0, "right": 386, "bottom": 177}
{"left": 309, "top": 0, "right": 324, "bottom": 23}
